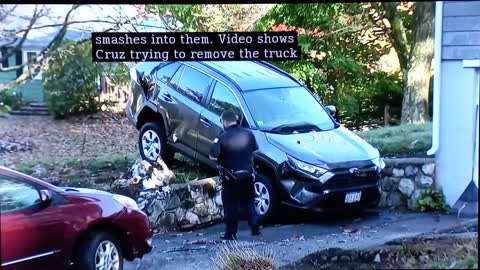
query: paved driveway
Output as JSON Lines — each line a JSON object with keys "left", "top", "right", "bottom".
{"left": 125, "top": 209, "right": 475, "bottom": 270}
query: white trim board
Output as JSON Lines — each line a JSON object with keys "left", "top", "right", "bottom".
{"left": 463, "top": 60, "right": 480, "bottom": 68}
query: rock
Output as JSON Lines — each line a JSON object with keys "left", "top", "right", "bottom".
{"left": 184, "top": 211, "right": 200, "bottom": 226}
{"left": 192, "top": 203, "right": 208, "bottom": 217}
{"left": 195, "top": 196, "right": 205, "bottom": 204}
{"left": 206, "top": 199, "right": 218, "bottom": 215}
{"left": 32, "top": 164, "right": 47, "bottom": 177}
{"left": 143, "top": 178, "right": 158, "bottom": 190}
{"left": 175, "top": 207, "right": 186, "bottom": 221}
{"left": 386, "top": 192, "right": 403, "bottom": 207}
{"left": 398, "top": 178, "right": 414, "bottom": 197}
{"left": 408, "top": 189, "right": 423, "bottom": 210}
{"left": 180, "top": 199, "right": 195, "bottom": 209}
{"left": 382, "top": 167, "right": 393, "bottom": 176}
{"left": 422, "top": 163, "right": 435, "bottom": 175}
{"left": 166, "top": 195, "right": 180, "bottom": 211}
{"left": 373, "top": 254, "right": 381, "bottom": 263}
{"left": 331, "top": 256, "right": 338, "bottom": 262}
{"left": 419, "top": 255, "right": 429, "bottom": 263}
{"left": 190, "top": 189, "right": 201, "bottom": 200}
{"left": 380, "top": 191, "right": 388, "bottom": 207}
{"left": 158, "top": 213, "right": 176, "bottom": 229}
{"left": 392, "top": 168, "right": 404, "bottom": 177}
{"left": 404, "top": 166, "right": 418, "bottom": 177}
{"left": 174, "top": 185, "right": 190, "bottom": 201}
{"left": 149, "top": 200, "right": 167, "bottom": 224}
{"left": 381, "top": 177, "right": 395, "bottom": 192}
{"left": 415, "top": 175, "right": 433, "bottom": 188}
{"left": 340, "top": 256, "right": 350, "bottom": 261}
{"left": 151, "top": 168, "right": 168, "bottom": 186}
{"left": 200, "top": 215, "right": 212, "bottom": 223}
{"left": 214, "top": 194, "right": 223, "bottom": 207}
{"left": 321, "top": 256, "right": 328, "bottom": 261}
{"left": 130, "top": 160, "right": 148, "bottom": 178}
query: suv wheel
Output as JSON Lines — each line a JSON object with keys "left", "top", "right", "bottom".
{"left": 254, "top": 173, "right": 278, "bottom": 224}
{"left": 139, "top": 122, "right": 174, "bottom": 164}
{"left": 75, "top": 231, "right": 123, "bottom": 270}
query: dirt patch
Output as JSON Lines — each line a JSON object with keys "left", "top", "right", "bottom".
{"left": 284, "top": 232, "right": 478, "bottom": 270}
{"left": 0, "top": 112, "right": 213, "bottom": 190}
{"left": 0, "top": 112, "right": 138, "bottom": 165}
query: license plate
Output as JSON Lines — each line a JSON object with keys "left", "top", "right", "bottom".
{"left": 345, "top": 191, "right": 362, "bottom": 204}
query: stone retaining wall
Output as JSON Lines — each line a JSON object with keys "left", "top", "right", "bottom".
{"left": 130, "top": 158, "right": 439, "bottom": 233}
{"left": 141, "top": 177, "right": 224, "bottom": 233}
{"left": 380, "top": 158, "right": 437, "bottom": 210}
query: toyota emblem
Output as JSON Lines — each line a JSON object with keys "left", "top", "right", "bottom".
{"left": 349, "top": 168, "right": 360, "bottom": 176}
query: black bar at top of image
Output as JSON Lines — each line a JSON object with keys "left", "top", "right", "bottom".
{"left": 0, "top": 0, "right": 413, "bottom": 4}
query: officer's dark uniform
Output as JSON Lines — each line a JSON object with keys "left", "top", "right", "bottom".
{"left": 210, "top": 123, "right": 259, "bottom": 239}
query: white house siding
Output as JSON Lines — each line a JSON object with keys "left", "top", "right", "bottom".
{"left": 437, "top": 61, "right": 478, "bottom": 206}
{"left": 436, "top": 1, "right": 480, "bottom": 212}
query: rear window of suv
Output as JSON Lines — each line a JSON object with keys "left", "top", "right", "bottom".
{"left": 155, "top": 62, "right": 181, "bottom": 84}
{"left": 176, "top": 66, "right": 212, "bottom": 103}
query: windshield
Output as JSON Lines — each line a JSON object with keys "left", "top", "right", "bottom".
{"left": 243, "top": 87, "right": 336, "bottom": 133}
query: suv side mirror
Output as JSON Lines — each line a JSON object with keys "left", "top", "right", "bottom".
{"left": 40, "top": 190, "right": 52, "bottom": 207}
{"left": 326, "top": 105, "right": 336, "bottom": 117}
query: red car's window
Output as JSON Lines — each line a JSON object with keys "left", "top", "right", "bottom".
{"left": 0, "top": 175, "right": 41, "bottom": 213}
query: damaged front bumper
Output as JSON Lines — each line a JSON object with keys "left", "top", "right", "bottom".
{"left": 278, "top": 163, "right": 382, "bottom": 211}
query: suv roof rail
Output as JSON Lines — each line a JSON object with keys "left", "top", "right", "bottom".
{"left": 197, "top": 61, "right": 242, "bottom": 91}
{"left": 254, "top": 60, "right": 304, "bottom": 87}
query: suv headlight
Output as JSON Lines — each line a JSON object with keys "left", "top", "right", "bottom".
{"left": 287, "top": 155, "right": 327, "bottom": 177}
{"left": 113, "top": 194, "right": 140, "bottom": 211}
{"left": 372, "top": 155, "right": 386, "bottom": 172}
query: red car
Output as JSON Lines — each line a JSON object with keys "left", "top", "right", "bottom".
{"left": 0, "top": 166, "right": 153, "bottom": 270}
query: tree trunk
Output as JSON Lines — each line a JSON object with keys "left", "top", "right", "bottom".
{"left": 400, "top": 2, "right": 434, "bottom": 124}
{"left": 384, "top": 104, "right": 390, "bottom": 126}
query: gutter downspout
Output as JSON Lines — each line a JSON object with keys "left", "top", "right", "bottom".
{"left": 427, "top": 1, "right": 443, "bottom": 156}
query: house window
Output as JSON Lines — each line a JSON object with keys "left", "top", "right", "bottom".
{"left": 27, "top": 52, "right": 37, "bottom": 64}
{"left": 1, "top": 47, "right": 8, "bottom": 68}
{"left": 0, "top": 47, "right": 23, "bottom": 79}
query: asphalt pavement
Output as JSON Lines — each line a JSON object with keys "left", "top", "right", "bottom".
{"left": 124, "top": 208, "right": 477, "bottom": 270}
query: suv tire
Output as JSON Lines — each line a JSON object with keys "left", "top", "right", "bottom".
{"left": 139, "top": 122, "right": 174, "bottom": 164}
{"left": 75, "top": 231, "right": 123, "bottom": 270}
{"left": 254, "top": 173, "right": 278, "bottom": 224}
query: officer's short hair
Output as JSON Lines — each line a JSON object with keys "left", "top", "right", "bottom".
{"left": 221, "top": 110, "right": 237, "bottom": 123}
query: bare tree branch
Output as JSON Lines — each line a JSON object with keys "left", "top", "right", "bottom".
{"left": 0, "top": 5, "right": 43, "bottom": 64}
{"left": 14, "top": 19, "right": 126, "bottom": 34}
{"left": 0, "top": 4, "right": 81, "bottom": 92}
{"left": 0, "top": 5, "right": 146, "bottom": 92}
{"left": 0, "top": 5, "right": 18, "bottom": 21}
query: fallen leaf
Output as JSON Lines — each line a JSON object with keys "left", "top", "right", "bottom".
{"left": 189, "top": 239, "right": 208, "bottom": 245}
{"left": 342, "top": 228, "right": 358, "bottom": 234}
{"left": 291, "top": 235, "right": 302, "bottom": 241}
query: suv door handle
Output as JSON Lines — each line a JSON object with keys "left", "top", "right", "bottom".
{"left": 200, "top": 117, "right": 212, "bottom": 127}
{"left": 162, "top": 93, "right": 173, "bottom": 102}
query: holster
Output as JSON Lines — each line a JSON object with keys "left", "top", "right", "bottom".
{"left": 219, "top": 166, "right": 255, "bottom": 183}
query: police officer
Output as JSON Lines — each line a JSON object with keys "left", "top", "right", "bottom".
{"left": 209, "top": 110, "right": 261, "bottom": 240}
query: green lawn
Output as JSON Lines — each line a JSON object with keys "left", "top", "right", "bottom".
{"left": 356, "top": 122, "right": 432, "bottom": 157}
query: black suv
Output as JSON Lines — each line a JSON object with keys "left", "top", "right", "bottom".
{"left": 126, "top": 60, "right": 385, "bottom": 222}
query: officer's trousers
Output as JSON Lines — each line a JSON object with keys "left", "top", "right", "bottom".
{"left": 221, "top": 178, "right": 258, "bottom": 237}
